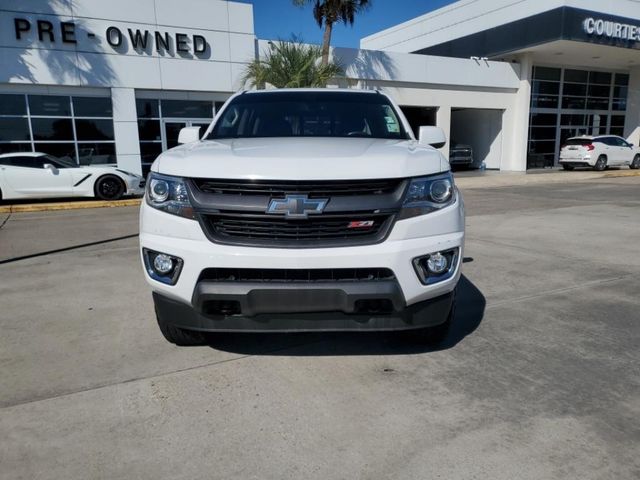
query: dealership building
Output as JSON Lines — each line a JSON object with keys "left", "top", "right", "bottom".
{"left": 0, "top": 0, "right": 638, "bottom": 173}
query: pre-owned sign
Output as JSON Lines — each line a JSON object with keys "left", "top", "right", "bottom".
{"left": 583, "top": 17, "right": 640, "bottom": 42}
{"left": 13, "top": 18, "right": 209, "bottom": 56}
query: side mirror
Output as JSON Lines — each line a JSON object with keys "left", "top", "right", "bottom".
{"left": 418, "top": 126, "right": 447, "bottom": 149}
{"left": 178, "top": 126, "right": 201, "bottom": 144}
{"left": 43, "top": 163, "right": 59, "bottom": 174}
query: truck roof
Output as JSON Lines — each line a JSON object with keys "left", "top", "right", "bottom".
{"left": 243, "top": 88, "right": 380, "bottom": 95}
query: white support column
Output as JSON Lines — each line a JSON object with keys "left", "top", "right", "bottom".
{"left": 437, "top": 105, "right": 451, "bottom": 161}
{"left": 504, "top": 53, "right": 532, "bottom": 172}
{"left": 111, "top": 87, "right": 142, "bottom": 175}
{"left": 625, "top": 67, "right": 640, "bottom": 147}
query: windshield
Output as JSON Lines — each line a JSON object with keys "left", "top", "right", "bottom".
{"left": 44, "top": 154, "right": 76, "bottom": 168}
{"left": 208, "top": 91, "right": 410, "bottom": 140}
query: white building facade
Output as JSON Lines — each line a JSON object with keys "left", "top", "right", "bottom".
{"left": 0, "top": 0, "right": 638, "bottom": 173}
{"left": 363, "top": 0, "right": 640, "bottom": 169}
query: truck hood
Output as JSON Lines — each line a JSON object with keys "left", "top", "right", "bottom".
{"left": 153, "top": 137, "right": 448, "bottom": 180}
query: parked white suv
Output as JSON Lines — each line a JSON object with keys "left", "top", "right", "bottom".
{"left": 559, "top": 135, "right": 640, "bottom": 171}
{"left": 140, "top": 89, "right": 465, "bottom": 345}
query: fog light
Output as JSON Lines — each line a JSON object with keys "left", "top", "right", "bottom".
{"left": 413, "top": 248, "right": 459, "bottom": 285}
{"left": 153, "top": 254, "right": 174, "bottom": 274}
{"left": 427, "top": 252, "right": 448, "bottom": 274}
{"left": 143, "top": 248, "right": 183, "bottom": 285}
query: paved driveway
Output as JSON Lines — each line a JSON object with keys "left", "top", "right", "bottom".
{"left": 1, "top": 177, "right": 639, "bottom": 479}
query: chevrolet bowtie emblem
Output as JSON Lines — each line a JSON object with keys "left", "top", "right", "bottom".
{"left": 266, "top": 195, "right": 328, "bottom": 219}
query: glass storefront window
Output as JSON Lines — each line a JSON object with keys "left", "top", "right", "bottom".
{"left": 0, "top": 118, "right": 31, "bottom": 141}
{"left": 33, "top": 143, "right": 76, "bottom": 163}
{"left": 564, "top": 69, "right": 588, "bottom": 83}
{"left": 562, "top": 83, "right": 587, "bottom": 96}
{"left": 138, "top": 120, "right": 161, "bottom": 141}
{"left": 528, "top": 66, "right": 630, "bottom": 169}
{"left": 561, "top": 97, "right": 586, "bottom": 109}
{"left": 135, "top": 97, "right": 219, "bottom": 171}
{"left": 587, "top": 84, "right": 610, "bottom": 98}
{"left": 0, "top": 93, "right": 115, "bottom": 164}
{"left": 532, "top": 81, "right": 560, "bottom": 95}
{"left": 31, "top": 118, "right": 74, "bottom": 141}
{"left": 140, "top": 142, "right": 163, "bottom": 163}
{"left": 533, "top": 66, "right": 561, "bottom": 81}
{"left": 615, "top": 74, "right": 629, "bottom": 86}
{"left": 136, "top": 99, "right": 160, "bottom": 118}
{"left": 532, "top": 95, "right": 559, "bottom": 108}
{"left": 589, "top": 71, "right": 612, "bottom": 85}
{"left": 0, "top": 143, "right": 32, "bottom": 154}
{"left": 612, "top": 99, "right": 627, "bottom": 111}
{"left": 73, "top": 97, "right": 113, "bottom": 117}
{"left": 77, "top": 143, "right": 116, "bottom": 165}
{"left": 529, "top": 127, "right": 556, "bottom": 141}
{"left": 530, "top": 113, "right": 557, "bottom": 126}
{"left": 75, "top": 119, "right": 115, "bottom": 141}
{"left": 0, "top": 94, "right": 27, "bottom": 116}
{"left": 29, "top": 95, "right": 72, "bottom": 116}
{"left": 586, "top": 98, "right": 609, "bottom": 110}
{"left": 561, "top": 114, "right": 586, "bottom": 126}
{"left": 161, "top": 100, "right": 213, "bottom": 118}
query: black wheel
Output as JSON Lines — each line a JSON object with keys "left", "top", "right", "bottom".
{"left": 562, "top": 164, "right": 574, "bottom": 171}
{"left": 406, "top": 296, "right": 456, "bottom": 345}
{"left": 630, "top": 155, "right": 640, "bottom": 170}
{"left": 94, "top": 175, "right": 125, "bottom": 200}
{"left": 593, "top": 155, "right": 607, "bottom": 171}
{"left": 156, "top": 308, "right": 206, "bottom": 346}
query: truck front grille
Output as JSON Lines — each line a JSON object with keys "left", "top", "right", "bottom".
{"left": 193, "top": 178, "right": 402, "bottom": 197}
{"left": 202, "top": 211, "right": 393, "bottom": 248}
{"left": 199, "top": 267, "right": 396, "bottom": 283}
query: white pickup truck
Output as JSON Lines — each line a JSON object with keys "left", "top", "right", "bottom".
{"left": 140, "top": 89, "right": 465, "bottom": 345}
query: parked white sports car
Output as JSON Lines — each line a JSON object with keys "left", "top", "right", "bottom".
{"left": 0, "top": 152, "right": 145, "bottom": 201}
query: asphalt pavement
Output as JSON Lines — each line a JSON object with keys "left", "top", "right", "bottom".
{"left": 1, "top": 176, "right": 639, "bottom": 479}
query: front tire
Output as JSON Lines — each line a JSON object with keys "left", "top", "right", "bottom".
{"left": 562, "top": 164, "right": 574, "bottom": 171}
{"left": 156, "top": 308, "right": 206, "bottom": 346}
{"left": 593, "top": 155, "right": 607, "bottom": 171}
{"left": 630, "top": 155, "right": 640, "bottom": 170}
{"left": 94, "top": 175, "right": 125, "bottom": 200}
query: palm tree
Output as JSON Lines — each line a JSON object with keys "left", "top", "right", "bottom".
{"left": 293, "top": 0, "right": 371, "bottom": 66}
{"left": 242, "top": 38, "right": 343, "bottom": 89}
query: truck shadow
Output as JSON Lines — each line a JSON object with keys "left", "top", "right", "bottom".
{"left": 204, "top": 275, "right": 485, "bottom": 356}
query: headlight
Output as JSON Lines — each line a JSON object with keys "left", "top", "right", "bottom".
{"left": 146, "top": 172, "right": 195, "bottom": 219}
{"left": 399, "top": 172, "right": 456, "bottom": 219}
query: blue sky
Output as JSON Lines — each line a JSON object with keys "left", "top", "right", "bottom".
{"left": 233, "top": 0, "right": 457, "bottom": 48}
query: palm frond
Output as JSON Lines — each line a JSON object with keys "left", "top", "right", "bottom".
{"left": 242, "top": 38, "right": 344, "bottom": 89}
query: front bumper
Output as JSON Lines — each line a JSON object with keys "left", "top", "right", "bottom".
{"left": 140, "top": 195, "right": 464, "bottom": 332}
{"left": 126, "top": 179, "right": 145, "bottom": 197}
{"left": 154, "top": 290, "right": 454, "bottom": 332}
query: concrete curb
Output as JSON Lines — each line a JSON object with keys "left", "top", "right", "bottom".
{"left": 0, "top": 198, "right": 142, "bottom": 214}
{"left": 455, "top": 169, "right": 640, "bottom": 189}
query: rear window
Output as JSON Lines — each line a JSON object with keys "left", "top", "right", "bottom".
{"left": 565, "top": 139, "right": 593, "bottom": 146}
